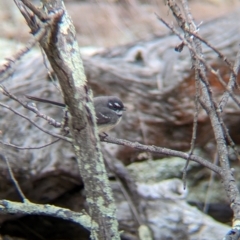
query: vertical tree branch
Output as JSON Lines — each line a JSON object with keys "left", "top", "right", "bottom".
{"left": 166, "top": 0, "right": 240, "bottom": 230}
{"left": 15, "top": 0, "right": 120, "bottom": 239}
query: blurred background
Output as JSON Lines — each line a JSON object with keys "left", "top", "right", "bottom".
{"left": 0, "top": 1, "right": 240, "bottom": 239}
{"left": 0, "top": 0, "right": 239, "bottom": 48}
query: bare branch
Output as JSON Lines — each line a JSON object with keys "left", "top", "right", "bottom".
{"left": 0, "top": 138, "right": 61, "bottom": 150}
{"left": 15, "top": 1, "right": 121, "bottom": 238}
{"left": 102, "top": 136, "right": 222, "bottom": 174}
{"left": 1, "top": 154, "right": 28, "bottom": 202}
{"left": 156, "top": 15, "right": 240, "bottom": 109}
{"left": 0, "top": 199, "right": 94, "bottom": 231}
{"left": 0, "top": 101, "right": 70, "bottom": 142}
{"left": 219, "top": 45, "right": 240, "bottom": 111}
{"left": 104, "top": 149, "right": 143, "bottom": 226}
{"left": 0, "top": 3, "right": 60, "bottom": 83}
{"left": 183, "top": 79, "right": 201, "bottom": 188}
{"left": 184, "top": 29, "right": 234, "bottom": 71}
{"left": 165, "top": 0, "right": 240, "bottom": 229}
{"left": 20, "top": 0, "right": 48, "bottom": 21}
{"left": 0, "top": 85, "right": 62, "bottom": 128}
{"left": 0, "top": 25, "right": 47, "bottom": 83}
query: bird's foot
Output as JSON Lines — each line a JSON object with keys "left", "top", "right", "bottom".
{"left": 99, "top": 132, "right": 108, "bottom": 140}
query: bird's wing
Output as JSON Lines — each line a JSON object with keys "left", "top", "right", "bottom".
{"left": 96, "top": 109, "right": 112, "bottom": 125}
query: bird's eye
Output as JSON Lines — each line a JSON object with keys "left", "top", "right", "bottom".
{"left": 113, "top": 102, "right": 121, "bottom": 108}
{"left": 108, "top": 102, "right": 121, "bottom": 109}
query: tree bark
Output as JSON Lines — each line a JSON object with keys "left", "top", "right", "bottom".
{"left": 14, "top": 0, "right": 120, "bottom": 239}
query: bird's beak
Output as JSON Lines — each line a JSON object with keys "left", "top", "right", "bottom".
{"left": 123, "top": 107, "right": 127, "bottom": 111}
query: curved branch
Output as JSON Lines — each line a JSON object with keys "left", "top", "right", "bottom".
{"left": 0, "top": 200, "right": 94, "bottom": 231}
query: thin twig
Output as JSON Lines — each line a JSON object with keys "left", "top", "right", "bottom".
{"left": 102, "top": 136, "right": 222, "bottom": 174}
{"left": 1, "top": 154, "right": 28, "bottom": 202}
{"left": 168, "top": 0, "right": 240, "bottom": 226}
{"left": 203, "top": 153, "right": 218, "bottom": 213}
{"left": 21, "top": 0, "right": 49, "bottom": 22}
{"left": 0, "top": 24, "right": 48, "bottom": 82}
{"left": 0, "top": 85, "right": 62, "bottom": 128}
{"left": 0, "top": 101, "right": 70, "bottom": 142}
{"left": 0, "top": 1, "right": 55, "bottom": 82}
{"left": 183, "top": 78, "right": 201, "bottom": 188}
{"left": 220, "top": 117, "right": 240, "bottom": 161}
{"left": 104, "top": 149, "right": 143, "bottom": 226}
{"left": 0, "top": 138, "right": 61, "bottom": 150}
{"left": 14, "top": 0, "right": 39, "bottom": 33}
{"left": 156, "top": 15, "right": 240, "bottom": 109}
{"left": 40, "top": 47, "right": 62, "bottom": 93}
{"left": 185, "top": 29, "right": 234, "bottom": 72}
{"left": 181, "top": 0, "right": 195, "bottom": 28}
{"left": 116, "top": 175, "right": 142, "bottom": 225}
{"left": 0, "top": 3, "right": 63, "bottom": 83}
{"left": 219, "top": 45, "right": 240, "bottom": 111}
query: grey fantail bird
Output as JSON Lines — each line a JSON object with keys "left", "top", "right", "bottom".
{"left": 26, "top": 95, "right": 126, "bottom": 133}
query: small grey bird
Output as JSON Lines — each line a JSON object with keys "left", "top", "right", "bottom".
{"left": 26, "top": 95, "right": 126, "bottom": 133}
